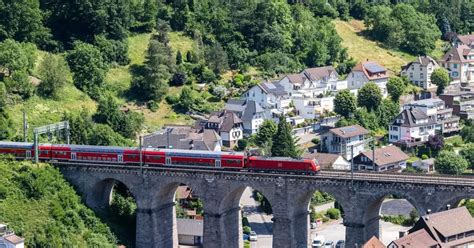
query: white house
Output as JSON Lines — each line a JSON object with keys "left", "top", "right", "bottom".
{"left": 320, "top": 125, "right": 370, "bottom": 160}
{"left": 225, "top": 99, "right": 266, "bottom": 134}
{"left": 303, "top": 152, "right": 350, "bottom": 170}
{"left": 353, "top": 146, "right": 409, "bottom": 172}
{"left": 347, "top": 61, "right": 389, "bottom": 96}
{"left": 401, "top": 56, "right": 439, "bottom": 90}
{"left": 243, "top": 81, "right": 292, "bottom": 119}
{"left": 388, "top": 107, "right": 436, "bottom": 147}
{"left": 204, "top": 110, "right": 244, "bottom": 148}
{"left": 293, "top": 94, "right": 335, "bottom": 119}
{"left": 439, "top": 44, "right": 474, "bottom": 84}
{"left": 403, "top": 98, "right": 460, "bottom": 134}
{"left": 0, "top": 224, "right": 24, "bottom": 248}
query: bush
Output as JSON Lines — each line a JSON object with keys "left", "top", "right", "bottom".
{"left": 326, "top": 208, "right": 341, "bottom": 220}
{"left": 165, "top": 94, "right": 179, "bottom": 105}
{"left": 242, "top": 217, "right": 250, "bottom": 227}
{"left": 243, "top": 226, "right": 251, "bottom": 235}
{"left": 244, "top": 241, "right": 251, "bottom": 248}
{"left": 147, "top": 100, "right": 159, "bottom": 112}
{"left": 421, "top": 154, "right": 429, "bottom": 160}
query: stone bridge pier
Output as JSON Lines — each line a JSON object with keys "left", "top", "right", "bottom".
{"left": 59, "top": 165, "right": 474, "bottom": 248}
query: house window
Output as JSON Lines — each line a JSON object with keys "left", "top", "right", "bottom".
{"left": 409, "top": 72, "right": 413, "bottom": 78}
{"left": 453, "top": 64, "right": 458, "bottom": 69}
{"left": 420, "top": 73, "right": 424, "bottom": 78}
{"left": 359, "top": 135, "right": 364, "bottom": 141}
{"left": 452, "top": 71, "right": 459, "bottom": 77}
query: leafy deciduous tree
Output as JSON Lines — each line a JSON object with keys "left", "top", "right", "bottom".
{"left": 38, "top": 54, "right": 70, "bottom": 98}
{"left": 357, "top": 82, "right": 382, "bottom": 111}
{"left": 435, "top": 150, "right": 468, "bottom": 175}
{"left": 431, "top": 68, "right": 450, "bottom": 96}
{"left": 387, "top": 77, "right": 405, "bottom": 102}
{"left": 334, "top": 89, "right": 357, "bottom": 118}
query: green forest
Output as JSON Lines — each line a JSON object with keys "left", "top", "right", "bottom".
{"left": 1, "top": 0, "right": 474, "bottom": 246}
{"left": 0, "top": 0, "right": 473, "bottom": 147}
{"left": 0, "top": 159, "right": 116, "bottom": 247}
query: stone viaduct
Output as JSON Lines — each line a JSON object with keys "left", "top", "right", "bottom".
{"left": 58, "top": 163, "right": 474, "bottom": 248}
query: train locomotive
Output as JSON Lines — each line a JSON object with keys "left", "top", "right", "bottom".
{"left": 0, "top": 141, "right": 320, "bottom": 174}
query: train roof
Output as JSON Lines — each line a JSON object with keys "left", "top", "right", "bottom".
{"left": 0, "top": 141, "right": 34, "bottom": 149}
{"left": 67, "top": 144, "right": 136, "bottom": 153}
{"left": 249, "top": 156, "right": 310, "bottom": 162}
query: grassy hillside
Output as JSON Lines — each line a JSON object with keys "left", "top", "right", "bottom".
{"left": 334, "top": 20, "right": 447, "bottom": 74}
{"left": 0, "top": 158, "right": 116, "bottom": 247}
{"left": 7, "top": 31, "right": 198, "bottom": 139}
{"left": 105, "top": 31, "right": 196, "bottom": 132}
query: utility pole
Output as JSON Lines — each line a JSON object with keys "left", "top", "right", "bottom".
{"left": 23, "top": 110, "right": 27, "bottom": 142}
{"left": 351, "top": 145, "right": 354, "bottom": 189}
{"left": 139, "top": 135, "right": 143, "bottom": 173}
{"left": 33, "top": 121, "right": 70, "bottom": 163}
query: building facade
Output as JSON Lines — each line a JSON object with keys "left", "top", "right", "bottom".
{"left": 403, "top": 98, "right": 460, "bottom": 134}
{"left": 439, "top": 91, "right": 474, "bottom": 119}
{"left": 225, "top": 99, "right": 266, "bottom": 134}
{"left": 439, "top": 44, "right": 474, "bottom": 84}
{"left": 388, "top": 108, "right": 436, "bottom": 147}
{"left": 401, "top": 56, "right": 439, "bottom": 90}
{"left": 203, "top": 111, "right": 244, "bottom": 148}
{"left": 347, "top": 61, "right": 389, "bottom": 97}
{"left": 143, "top": 126, "right": 222, "bottom": 151}
{"left": 320, "top": 125, "right": 370, "bottom": 160}
{"left": 353, "top": 146, "right": 409, "bottom": 172}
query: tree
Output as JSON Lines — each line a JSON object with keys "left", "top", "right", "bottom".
{"left": 38, "top": 54, "right": 70, "bottom": 98}
{"left": 427, "top": 135, "right": 444, "bottom": 156}
{"left": 176, "top": 51, "right": 183, "bottom": 65}
{"left": 205, "top": 42, "right": 229, "bottom": 74}
{"left": 0, "top": 39, "right": 36, "bottom": 75}
{"left": 460, "top": 144, "right": 474, "bottom": 170}
{"left": 94, "top": 96, "right": 143, "bottom": 139}
{"left": 0, "top": 0, "right": 50, "bottom": 46}
{"left": 66, "top": 42, "right": 107, "bottom": 99}
{"left": 4, "top": 70, "right": 35, "bottom": 99}
{"left": 461, "top": 121, "right": 474, "bottom": 143}
{"left": 334, "top": 89, "right": 357, "bottom": 118}
{"left": 376, "top": 99, "right": 400, "bottom": 128}
{"left": 130, "top": 39, "right": 171, "bottom": 102}
{"left": 431, "top": 68, "right": 450, "bottom": 96}
{"left": 271, "top": 116, "right": 299, "bottom": 158}
{"left": 255, "top": 120, "right": 277, "bottom": 149}
{"left": 387, "top": 77, "right": 405, "bottom": 102}
{"left": 357, "top": 82, "right": 382, "bottom": 111}
{"left": 435, "top": 150, "right": 469, "bottom": 175}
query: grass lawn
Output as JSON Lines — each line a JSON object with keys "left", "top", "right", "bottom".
{"left": 105, "top": 31, "right": 197, "bottom": 130}
{"left": 333, "top": 20, "right": 447, "bottom": 74}
{"left": 445, "top": 135, "right": 465, "bottom": 148}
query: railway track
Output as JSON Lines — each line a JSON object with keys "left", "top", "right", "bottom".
{"left": 53, "top": 161, "right": 474, "bottom": 187}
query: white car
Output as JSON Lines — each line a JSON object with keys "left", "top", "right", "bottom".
{"left": 312, "top": 235, "right": 325, "bottom": 248}
{"left": 249, "top": 231, "right": 258, "bottom": 241}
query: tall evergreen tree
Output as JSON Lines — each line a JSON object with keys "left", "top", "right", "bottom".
{"left": 271, "top": 116, "right": 299, "bottom": 158}
{"left": 176, "top": 51, "right": 183, "bottom": 65}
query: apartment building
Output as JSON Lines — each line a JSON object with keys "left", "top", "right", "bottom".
{"left": 403, "top": 98, "right": 460, "bottom": 134}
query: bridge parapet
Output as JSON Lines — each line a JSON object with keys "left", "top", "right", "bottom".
{"left": 57, "top": 163, "right": 474, "bottom": 248}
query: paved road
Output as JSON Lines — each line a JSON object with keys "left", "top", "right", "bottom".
{"left": 240, "top": 187, "right": 273, "bottom": 248}
{"left": 240, "top": 189, "right": 414, "bottom": 248}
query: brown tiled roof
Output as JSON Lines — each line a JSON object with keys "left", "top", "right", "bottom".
{"left": 362, "top": 236, "right": 385, "bottom": 248}
{"left": 285, "top": 73, "right": 308, "bottom": 85}
{"left": 328, "top": 125, "right": 369, "bottom": 138}
{"left": 391, "top": 229, "right": 438, "bottom": 248}
{"left": 359, "top": 146, "right": 409, "bottom": 166}
{"left": 423, "top": 206, "right": 474, "bottom": 237}
{"left": 303, "top": 152, "right": 340, "bottom": 168}
{"left": 352, "top": 61, "right": 388, "bottom": 80}
{"left": 457, "top": 34, "right": 474, "bottom": 45}
{"left": 441, "top": 45, "right": 471, "bottom": 62}
{"left": 303, "top": 66, "right": 338, "bottom": 81}
{"left": 4, "top": 234, "right": 24, "bottom": 245}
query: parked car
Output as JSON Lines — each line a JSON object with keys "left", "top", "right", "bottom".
{"left": 324, "top": 241, "right": 334, "bottom": 248}
{"left": 312, "top": 235, "right": 325, "bottom": 248}
{"left": 310, "top": 222, "right": 317, "bottom": 229}
{"left": 335, "top": 240, "right": 345, "bottom": 248}
{"left": 249, "top": 231, "right": 258, "bottom": 241}
{"left": 243, "top": 234, "right": 249, "bottom": 241}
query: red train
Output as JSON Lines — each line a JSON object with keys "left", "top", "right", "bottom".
{"left": 0, "top": 141, "right": 320, "bottom": 174}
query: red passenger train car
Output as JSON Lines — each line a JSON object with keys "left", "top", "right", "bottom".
{"left": 0, "top": 141, "right": 320, "bottom": 174}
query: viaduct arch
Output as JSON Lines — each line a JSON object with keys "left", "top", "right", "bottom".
{"left": 59, "top": 164, "right": 474, "bottom": 248}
